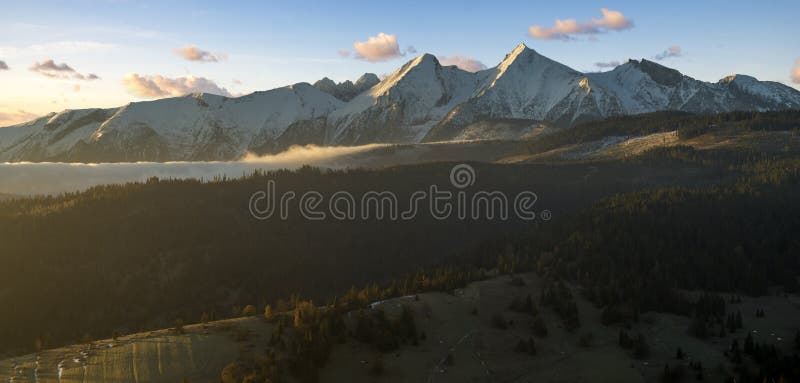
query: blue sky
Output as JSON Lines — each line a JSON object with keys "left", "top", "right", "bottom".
{"left": 1, "top": 0, "right": 798, "bottom": 125}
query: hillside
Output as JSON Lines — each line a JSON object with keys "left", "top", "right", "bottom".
{"left": 3, "top": 272, "right": 798, "bottom": 383}
{"left": 0, "top": 159, "right": 731, "bottom": 356}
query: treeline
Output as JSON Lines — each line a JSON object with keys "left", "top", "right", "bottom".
{"left": 1, "top": 129, "right": 799, "bottom": 360}
{"left": 518, "top": 154, "right": 800, "bottom": 325}
{"left": 726, "top": 330, "right": 800, "bottom": 382}
{"left": 533, "top": 172, "right": 800, "bottom": 312}
{"left": 219, "top": 262, "right": 502, "bottom": 383}
{"left": 0, "top": 162, "right": 614, "bottom": 356}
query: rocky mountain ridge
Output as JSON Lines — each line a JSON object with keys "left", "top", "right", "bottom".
{"left": 2, "top": 43, "right": 799, "bottom": 162}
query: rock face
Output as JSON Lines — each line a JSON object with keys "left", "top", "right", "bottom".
{"left": 2, "top": 43, "right": 799, "bottom": 162}
{"left": 313, "top": 73, "right": 379, "bottom": 101}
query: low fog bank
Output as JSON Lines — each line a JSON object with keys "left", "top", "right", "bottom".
{"left": 0, "top": 144, "right": 390, "bottom": 196}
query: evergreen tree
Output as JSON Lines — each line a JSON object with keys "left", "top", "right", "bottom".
{"left": 744, "top": 332, "right": 755, "bottom": 354}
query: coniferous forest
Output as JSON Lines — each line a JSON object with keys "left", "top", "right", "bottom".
{"left": 0, "top": 111, "right": 799, "bottom": 381}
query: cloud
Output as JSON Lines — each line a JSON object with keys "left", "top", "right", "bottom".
{"left": 29, "top": 59, "right": 100, "bottom": 80}
{"left": 791, "top": 59, "right": 800, "bottom": 84}
{"left": 0, "top": 41, "right": 117, "bottom": 59}
{"left": 31, "top": 59, "right": 74, "bottom": 72}
{"left": 337, "top": 49, "right": 351, "bottom": 58}
{"left": 0, "top": 144, "right": 391, "bottom": 195}
{"left": 174, "top": 45, "right": 227, "bottom": 62}
{"left": 528, "top": 8, "right": 633, "bottom": 41}
{"left": 653, "top": 45, "right": 682, "bottom": 60}
{"left": 437, "top": 55, "right": 487, "bottom": 72}
{"left": 122, "top": 73, "right": 232, "bottom": 98}
{"left": 27, "top": 41, "right": 117, "bottom": 55}
{"left": 594, "top": 60, "right": 621, "bottom": 69}
{"left": 0, "top": 60, "right": 7, "bottom": 70}
{"left": 593, "top": 8, "right": 634, "bottom": 30}
{"left": 353, "top": 33, "right": 403, "bottom": 62}
{"left": 73, "top": 73, "right": 100, "bottom": 80}
{"left": 0, "top": 109, "right": 39, "bottom": 127}
{"left": 407, "top": 45, "right": 418, "bottom": 54}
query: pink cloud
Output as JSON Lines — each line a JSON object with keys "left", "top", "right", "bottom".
{"left": 174, "top": 45, "right": 227, "bottom": 62}
{"left": 353, "top": 33, "right": 403, "bottom": 62}
{"left": 792, "top": 59, "right": 800, "bottom": 84}
{"left": 528, "top": 8, "right": 634, "bottom": 41}
{"left": 122, "top": 73, "right": 232, "bottom": 98}
{"left": 29, "top": 59, "right": 99, "bottom": 80}
{"left": 438, "top": 55, "right": 487, "bottom": 72}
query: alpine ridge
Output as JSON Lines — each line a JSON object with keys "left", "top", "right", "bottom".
{"left": 2, "top": 43, "right": 799, "bottom": 162}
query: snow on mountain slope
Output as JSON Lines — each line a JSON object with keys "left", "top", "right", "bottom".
{"left": 2, "top": 43, "right": 799, "bottom": 162}
{"left": 425, "top": 44, "right": 620, "bottom": 141}
{"left": 717, "top": 75, "right": 800, "bottom": 110}
{"left": 426, "top": 46, "right": 800, "bottom": 142}
{"left": 585, "top": 60, "right": 684, "bottom": 114}
{"left": 470, "top": 43, "right": 588, "bottom": 117}
{"left": 586, "top": 60, "right": 800, "bottom": 115}
{"left": 327, "top": 53, "right": 479, "bottom": 145}
{"left": 583, "top": 58, "right": 743, "bottom": 115}
{"left": 0, "top": 108, "right": 118, "bottom": 162}
{"left": 0, "top": 83, "right": 342, "bottom": 162}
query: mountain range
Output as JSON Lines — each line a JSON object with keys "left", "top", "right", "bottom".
{"left": 2, "top": 43, "right": 799, "bottom": 162}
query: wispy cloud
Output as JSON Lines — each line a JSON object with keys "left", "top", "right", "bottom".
{"left": 337, "top": 49, "right": 351, "bottom": 58}
{"left": 122, "top": 73, "right": 232, "bottom": 98}
{"left": 791, "top": 59, "right": 800, "bottom": 84}
{"left": 0, "top": 60, "right": 7, "bottom": 70}
{"left": 0, "top": 41, "right": 117, "bottom": 58}
{"left": 174, "top": 45, "right": 227, "bottom": 62}
{"left": 29, "top": 59, "right": 100, "bottom": 80}
{"left": 353, "top": 33, "right": 404, "bottom": 62}
{"left": 528, "top": 8, "right": 634, "bottom": 41}
{"left": 29, "top": 41, "right": 117, "bottom": 55}
{"left": 653, "top": 45, "right": 682, "bottom": 60}
{"left": 594, "top": 60, "right": 621, "bottom": 69}
{"left": 438, "top": 55, "right": 487, "bottom": 72}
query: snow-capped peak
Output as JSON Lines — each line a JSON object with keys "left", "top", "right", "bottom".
{"left": 326, "top": 52, "right": 477, "bottom": 145}
{"left": 369, "top": 54, "right": 440, "bottom": 96}
{"left": 3, "top": 42, "right": 800, "bottom": 162}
